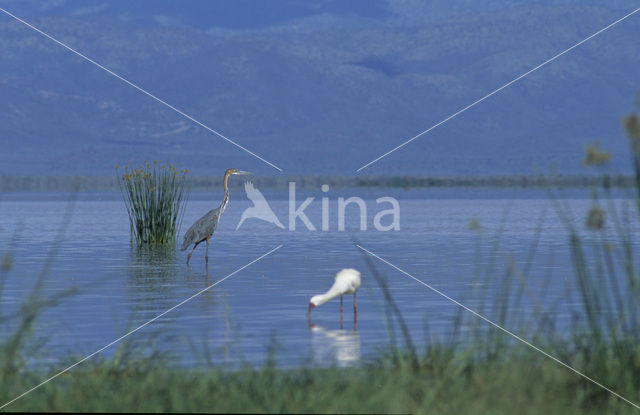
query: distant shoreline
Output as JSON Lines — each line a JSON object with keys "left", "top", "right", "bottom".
{"left": 0, "top": 174, "right": 634, "bottom": 192}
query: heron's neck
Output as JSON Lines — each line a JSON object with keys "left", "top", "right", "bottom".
{"left": 219, "top": 173, "right": 231, "bottom": 213}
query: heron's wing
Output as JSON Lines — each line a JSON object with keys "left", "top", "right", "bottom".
{"left": 181, "top": 223, "right": 198, "bottom": 250}
{"left": 180, "top": 209, "right": 219, "bottom": 250}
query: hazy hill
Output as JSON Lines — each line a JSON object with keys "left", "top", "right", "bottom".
{"left": 0, "top": 1, "right": 638, "bottom": 177}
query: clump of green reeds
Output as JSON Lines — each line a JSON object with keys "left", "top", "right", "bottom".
{"left": 117, "top": 162, "right": 189, "bottom": 246}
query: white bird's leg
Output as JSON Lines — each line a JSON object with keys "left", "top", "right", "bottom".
{"left": 340, "top": 295, "right": 344, "bottom": 329}
{"left": 353, "top": 292, "right": 358, "bottom": 329}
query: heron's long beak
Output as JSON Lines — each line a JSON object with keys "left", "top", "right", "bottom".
{"left": 234, "top": 170, "right": 252, "bottom": 175}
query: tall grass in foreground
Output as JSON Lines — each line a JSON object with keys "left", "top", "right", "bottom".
{"left": 549, "top": 109, "right": 640, "bottom": 349}
{"left": 117, "top": 162, "right": 189, "bottom": 246}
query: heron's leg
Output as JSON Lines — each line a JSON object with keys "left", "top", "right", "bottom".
{"left": 353, "top": 292, "right": 358, "bottom": 313}
{"left": 186, "top": 241, "right": 203, "bottom": 265}
{"left": 205, "top": 237, "right": 211, "bottom": 265}
{"left": 186, "top": 242, "right": 199, "bottom": 265}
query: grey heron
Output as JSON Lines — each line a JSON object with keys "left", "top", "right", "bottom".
{"left": 181, "top": 168, "right": 251, "bottom": 265}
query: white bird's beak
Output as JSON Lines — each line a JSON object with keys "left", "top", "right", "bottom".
{"left": 234, "top": 171, "right": 252, "bottom": 175}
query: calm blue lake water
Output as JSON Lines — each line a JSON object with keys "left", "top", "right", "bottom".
{"left": 1, "top": 188, "right": 638, "bottom": 369}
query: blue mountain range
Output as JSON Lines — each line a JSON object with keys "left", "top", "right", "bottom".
{"left": 0, "top": 0, "right": 638, "bottom": 177}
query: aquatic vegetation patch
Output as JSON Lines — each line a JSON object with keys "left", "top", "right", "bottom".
{"left": 117, "top": 162, "right": 189, "bottom": 246}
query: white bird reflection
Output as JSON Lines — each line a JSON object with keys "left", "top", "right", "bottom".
{"left": 308, "top": 320, "right": 361, "bottom": 367}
